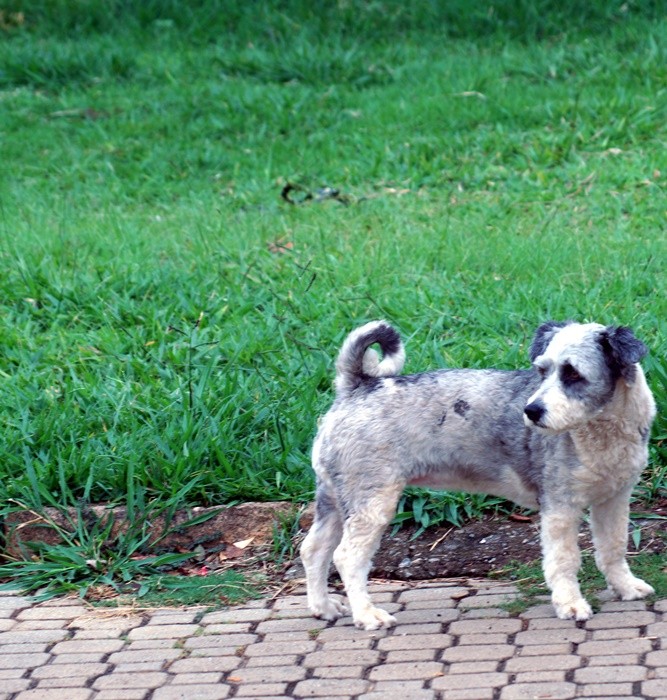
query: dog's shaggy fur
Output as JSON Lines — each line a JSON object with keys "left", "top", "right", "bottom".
{"left": 300, "top": 320, "right": 656, "bottom": 630}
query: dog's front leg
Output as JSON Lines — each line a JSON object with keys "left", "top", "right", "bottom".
{"left": 540, "top": 507, "right": 592, "bottom": 620}
{"left": 590, "top": 488, "right": 654, "bottom": 601}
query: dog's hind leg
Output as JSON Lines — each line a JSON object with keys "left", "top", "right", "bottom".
{"left": 590, "top": 488, "right": 655, "bottom": 601}
{"left": 300, "top": 484, "right": 347, "bottom": 621}
{"left": 333, "top": 483, "right": 404, "bottom": 631}
{"left": 540, "top": 507, "right": 593, "bottom": 621}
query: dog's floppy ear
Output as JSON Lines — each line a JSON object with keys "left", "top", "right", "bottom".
{"left": 529, "top": 321, "right": 569, "bottom": 362}
{"left": 599, "top": 326, "right": 648, "bottom": 384}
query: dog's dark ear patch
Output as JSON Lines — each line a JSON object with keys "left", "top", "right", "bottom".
{"left": 529, "top": 321, "right": 569, "bottom": 361}
{"left": 599, "top": 326, "right": 647, "bottom": 384}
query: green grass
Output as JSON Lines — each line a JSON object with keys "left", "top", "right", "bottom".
{"left": 0, "top": 0, "right": 665, "bottom": 532}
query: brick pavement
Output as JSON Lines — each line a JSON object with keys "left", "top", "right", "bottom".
{"left": 0, "top": 580, "right": 665, "bottom": 699}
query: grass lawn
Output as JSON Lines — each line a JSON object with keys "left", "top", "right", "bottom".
{"left": 0, "top": 0, "right": 665, "bottom": 536}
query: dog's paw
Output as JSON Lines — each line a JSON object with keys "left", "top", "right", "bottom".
{"left": 616, "top": 577, "right": 655, "bottom": 601}
{"left": 353, "top": 605, "right": 396, "bottom": 631}
{"left": 553, "top": 596, "right": 593, "bottom": 621}
{"left": 311, "top": 596, "right": 348, "bottom": 621}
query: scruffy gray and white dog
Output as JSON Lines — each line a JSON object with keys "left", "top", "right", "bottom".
{"left": 300, "top": 320, "right": 656, "bottom": 630}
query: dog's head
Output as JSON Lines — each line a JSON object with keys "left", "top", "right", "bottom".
{"left": 523, "top": 321, "right": 648, "bottom": 432}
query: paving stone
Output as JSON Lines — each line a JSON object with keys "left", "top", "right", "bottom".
{"left": 315, "top": 626, "right": 387, "bottom": 642}
{"left": 585, "top": 612, "right": 656, "bottom": 630}
{"left": 169, "top": 672, "right": 223, "bottom": 684}
{"left": 312, "top": 666, "right": 367, "bottom": 679}
{"left": 92, "top": 671, "right": 169, "bottom": 690}
{"left": 51, "top": 638, "right": 125, "bottom": 654}
{"left": 305, "top": 649, "right": 380, "bottom": 667}
{"left": 360, "top": 689, "right": 435, "bottom": 700}
{"left": 0, "top": 652, "right": 51, "bottom": 670}
{"left": 94, "top": 690, "right": 149, "bottom": 700}
{"left": 51, "top": 652, "right": 108, "bottom": 664}
{"left": 442, "top": 643, "right": 515, "bottom": 663}
{"left": 68, "top": 615, "right": 143, "bottom": 632}
{"left": 17, "top": 606, "right": 89, "bottom": 621}
{"left": 515, "top": 670, "right": 571, "bottom": 683}
{"left": 0, "top": 669, "right": 28, "bottom": 679}
{"left": 0, "top": 630, "right": 68, "bottom": 645}
{"left": 431, "top": 671, "right": 508, "bottom": 690}
{"left": 457, "top": 633, "right": 509, "bottom": 645}
{"left": 368, "top": 661, "right": 444, "bottom": 681}
{"left": 0, "top": 679, "right": 31, "bottom": 693}
{"left": 152, "top": 686, "right": 229, "bottom": 700}
{"left": 114, "top": 661, "right": 170, "bottom": 673}
{"left": 0, "top": 620, "right": 17, "bottom": 631}
{"left": 255, "top": 617, "right": 328, "bottom": 634}
{"left": 147, "top": 612, "right": 201, "bottom": 625}
{"left": 592, "top": 627, "right": 643, "bottom": 641}
{"left": 440, "top": 689, "right": 495, "bottom": 700}
{"left": 526, "top": 617, "right": 583, "bottom": 630}
{"left": 184, "top": 633, "right": 257, "bottom": 648}
{"left": 245, "top": 640, "right": 318, "bottom": 656}
{"left": 384, "top": 648, "right": 436, "bottom": 662}
{"left": 230, "top": 665, "right": 308, "bottom": 683}
{"left": 500, "top": 681, "right": 577, "bottom": 699}
{"left": 169, "top": 656, "right": 241, "bottom": 673}
{"left": 292, "top": 678, "right": 370, "bottom": 697}
{"left": 200, "top": 608, "right": 272, "bottom": 624}
{"left": 462, "top": 594, "right": 518, "bottom": 608}
{"left": 377, "top": 634, "right": 452, "bottom": 651}
{"left": 587, "top": 654, "right": 642, "bottom": 667}
{"left": 448, "top": 618, "right": 522, "bottom": 635}
{"left": 0, "top": 643, "right": 48, "bottom": 655}
{"left": 574, "top": 666, "right": 647, "bottom": 683}
{"left": 234, "top": 683, "right": 288, "bottom": 696}
{"left": 398, "top": 587, "right": 469, "bottom": 602}
{"left": 505, "top": 654, "right": 581, "bottom": 672}
{"left": 514, "top": 645, "right": 573, "bottom": 660}
{"left": 392, "top": 608, "right": 458, "bottom": 624}
{"left": 319, "top": 638, "right": 374, "bottom": 651}
{"left": 245, "top": 654, "right": 301, "bottom": 667}
{"left": 31, "top": 662, "right": 109, "bottom": 679}
{"left": 641, "top": 678, "right": 667, "bottom": 698}
{"left": 404, "top": 598, "right": 458, "bottom": 611}
{"left": 35, "top": 677, "right": 100, "bottom": 689}
{"left": 446, "top": 661, "right": 499, "bottom": 674}
{"left": 579, "top": 638, "right": 652, "bottom": 656}
{"left": 514, "top": 628, "right": 587, "bottom": 645}
{"left": 580, "top": 684, "right": 635, "bottom": 696}
{"left": 108, "top": 648, "right": 182, "bottom": 664}
{"left": 599, "top": 601, "right": 650, "bottom": 612}
{"left": 460, "top": 607, "right": 511, "bottom": 619}
{"left": 389, "top": 622, "right": 443, "bottom": 635}
{"left": 14, "top": 690, "right": 94, "bottom": 700}
{"left": 128, "top": 624, "right": 200, "bottom": 640}
{"left": 646, "top": 650, "right": 667, "bottom": 667}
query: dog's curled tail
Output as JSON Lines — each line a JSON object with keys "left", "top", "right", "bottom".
{"left": 334, "top": 320, "right": 406, "bottom": 395}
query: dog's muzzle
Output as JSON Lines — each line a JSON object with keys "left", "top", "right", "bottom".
{"left": 524, "top": 401, "right": 546, "bottom": 426}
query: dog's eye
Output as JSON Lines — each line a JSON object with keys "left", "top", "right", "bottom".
{"left": 561, "top": 363, "right": 585, "bottom": 385}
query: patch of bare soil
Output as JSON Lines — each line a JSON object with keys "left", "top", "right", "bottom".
{"left": 367, "top": 514, "right": 665, "bottom": 581}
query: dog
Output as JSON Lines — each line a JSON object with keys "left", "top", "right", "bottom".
{"left": 300, "top": 320, "right": 656, "bottom": 630}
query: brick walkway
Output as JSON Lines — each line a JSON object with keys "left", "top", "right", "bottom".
{"left": 0, "top": 580, "right": 665, "bottom": 699}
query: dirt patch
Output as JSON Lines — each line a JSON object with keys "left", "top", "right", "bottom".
{"left": 366, "top": 514, "right": 666, "bottom": 581}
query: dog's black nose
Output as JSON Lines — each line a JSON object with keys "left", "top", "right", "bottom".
{"left": 524, "top": 402, "right": 545, "bottom": 425}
